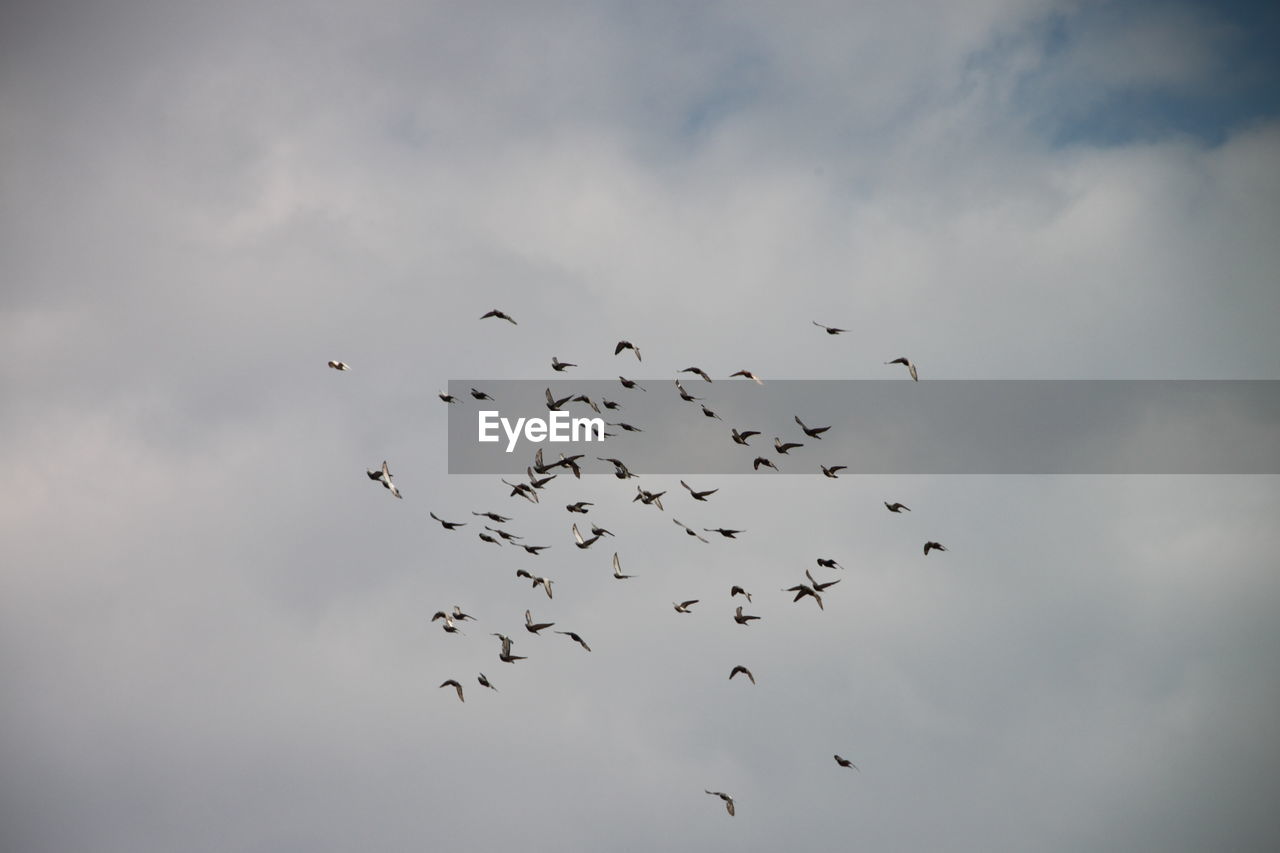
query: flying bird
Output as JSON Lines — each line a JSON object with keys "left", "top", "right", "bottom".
{"left": 367, "top": 461, "right": 402, "bottom": 499}
{"left": 473, "top": 511, "right": 512, "bottom": 523}
{"left": 729, "top": 665, "right": 756, "bottom": 685}
{"left": 566, "top": 501, "right": 594, "bottom": 514}
{"left": 485, "top": 526, "right": 522, "bottom": 542}
{"left": 885, "top": 357, "right": 918, "bottom": 381}
{"left": 673, "top": 519, "right": 709, "bottom": 542}
{"left": 520, "top": 543, "right": 551, "bottom": 555}
{"left": 821, "top": 465, "right": 847, "bottom": 478}
{"left": 730, "top": 585, "right": 753, "bottom": 603}
{"left": 834, "top": 755, "right": 859, "bottom": 770}
{"left": 680, "top": 480, "right": 718, "bottom": 501}
{"left": 545, "top": 388, "right": 574, "bottom": 410}
{"left": 438, "top": 391, "right": 458, "bottom": 403}
{"left": 805, "top": 569, "right": 841, "bottom": 592}
{"left": 785, "top": 583, "right": 824, "bottom": 610}
{"left": 502, "top": 478, "right": 539, "bottom": 503}
{"left": 680, "top": 366, "right": 712, "bottom": 382}
{"left": 571, "top": 395, "right": 601, "bottom": 414}
{"left": 794, "top": 416, "right": 831, "bottom": 438}
{"left": 525, "top": 609, "right": 555, "bottom": 634}
{"left": 439, "top": 679, "right": 465, "bottom": 702}
{"left": 812, "top": 321, "right": 847, "bottom": 335}
{"left": 493, "top": 633, "right": 526, "bottom": 663}
{"left": 478, "top": 673, "right": 497, "bottom": 691}
{"left": 327, "top": 360, "right": 350, "bottom": 370}
{"left": 451, "top": 605, "right": 475, "bottom": 622}
{"left": 884, "top": 502, "right": 911, "bottom": 513}
{"left": 601, "top": 398, "right": 622, "bottom": 410}
{"left": 924, "top": 541, "right": 948, "bottom": 556}
{"left": 516, "top": 569, "right": 554, "bottom": 599}
{"left": 477, "top": 531, "right": 503, "bottom": 547}
{"left": 705, "top": 790, "right": 736, "bottom": 816}
{"left": 816, "top": 557, "right": 844, "bottom": 571}
{"left": 774, "top": 437, "right": 804, "bottom": 454}
{"left": 700, "top": 404, "right": 722, "bottom": 420}
{"left": 572, "top": 523, "right": 601, "bottom": 549}
{"left": 753, "top": 456, "right": 778, "bottom": 471}
{"left": 734, "top": 606, "right": 761, "bottom": 625}
{"left": 633, "top": 487, "right": 666, "bottom": 510}
{"left": 556, "top": 630, "right": 592, "bottom": 652}
{"left": 470, "top": 387, "right": 494, "bottom": 401}
{"left": 675, "top": 379, "right": 702, "bottom": 402}
{"left": 611, "top": 552, "right": 635, "bottom": 580}
{"left": 431, "top": 611, "right": 463, "bottom": 633}
{"left": 614, "top": 340, "right": 642, "bottom": 361}
{"left": 429, "top": 512, "right": 465, "bottom": 530}
{"left": 673, "top": 600, "right": 699, "bottom": 613}
{"left": 590, "top": 523, "right": 614, "bottom": 538}
{"left": 731, "top": 428, "right": 760, "bottom": 445}
{"left": 609, "top": 421, "right": 643, "bottom": 433}
{"left": 730, "top": 370, "right": 763, "bottom": 384}
{"left": 551, "top": 356, "right": 577, "bottom": 371}
{"left": 704, "top": 527, "right": 743, "bottom": 539}
{"left": 480, "top": 309, "right": 517, "bottom": 324}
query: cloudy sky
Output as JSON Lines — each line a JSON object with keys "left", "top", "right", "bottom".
{"left": 3, "top": 1, "right": 1279, "bottom": 850}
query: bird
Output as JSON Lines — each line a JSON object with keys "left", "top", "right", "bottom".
{"left": 729, "top": 665, "right": 755, "bottom": 685}
{"left": 730, "top": 370, "right": 763, "bottom": 384}
{"left": 480, "top": 309, "right": 517, "bottom": 324}
{"left": 516, "top": 569, "right": 554, "bottom": 599}
{"left": 327, "top": 360, "right": 350, "bottom": 370}
{"left": 785, "top": 583, "right": 824, "bottom": 610}
{"left": 820, "top": 465, "right": 847, "bottom": 478}
{"left": 611, "top": 552, "right": 635, "bottom": 580}
{"left": 525, "top": 609, "right": 555, "bottom": 634}
{"left": 494, "top": 633, "right": 526, "bottom": 663}
{"left": 618, "top": 374, "right": 644, "bottom": 390}
{"left": 551, "top": 356, "right": 577, "bottom": 371}
{"left": 834, "top": 755, "right": 859, "bottom": 770}
{"left": 924, "top": 541, "right": 948, "bottom": 556}
{"left": 477, "top": 531, "right": 503, "bottom": 547}
{"left": 805, "top": 569, "right": 841, "bottom": 592}
{"left": 680, "top": 366, "right": 712, "bottom": 382}
{"left": 753, "top": 456, "right": 778, "bottom": 471}
{"left": 526, "top": 468, "right": 557, "bottom": 490}
{"left": 478, "top": 673, "right": 497, "bottom": 691}
{"left": 473, "top": 511, "right": 512, "bottom": 523}
{"left": 673, "top": 599, "right": 699, "bottom": 613}
{"left": 794, "top": 416, "right": 831, "bottom": 438}
{"left": 601, "top": 398, "right": 622, "bottom": 410}
{"left": 681, "top": 480, "right": 718, "bottom": 501}
{"left": 674, "top": 379, "right": 702, "bottom": 402}
{"left": 429, "top": 511, "right": 465, "bottom": 530}
{"left": 730, "top": 585, "right": 753, "bottom": 603}
{"left": 366, "top": 461, "right": 402, "bottom": 499}
{"left": 597, "top": 457, "right": 635, "bottom": 479}
{"left": 520, "top": 543, "right": 551, "bottom": 555}
{"left": 609, "top": 421, "right": 643, "bottom": 433}
{"left": 884, "top": 502, "right": 911, "bottom": 513}
{"left": 440, "top": 679, "right": 465, "bottom": 702}
{"left": 633, "top": 487, "right": 665, "bottom": 510}
{"left": 731, "top": 428, "right": 760, "bottom": 445}
{"left": 485, "top": 526, "right": 522, "bottom": 542}
{"left": 704, "top": 527, "right": 743, "bottom": 539}
{"left": 590, "top": 523, "right": 614, "bottom": 538}
{"left": 554, "top": 452, "right": 584, "bottom": 477}
{"left": 774, "top": 437, "right": 804, "bottom": 454}
{"left": 614, "top": 340, "right": 642, "bottom": 361}
{"left": 812, "top": 320, "right": 847, "bottom": 335}
{"left": 545, "top": 388, "right": 574, "bottom": 410}
{"left": 451, "top": 605, "right": 475, "bottom": 622}
{"left": 816, "top": 557, "right": 844, "bottom": 571}
{"left": 700, "top": 404, "right": 722, "bottom": 420}
{"left": 502, "top": 479, "right": 539, "bottom": 503}
{"left": 572, "top": 523, "right": 601, "bottom": 549}
{"left": 470, "top": 387, "right": 494, "bottom": 401}
{"left": 570, "top": 395, "right": 600, "bottom": 414}
{"left": 734, "top": 606, "right": 761, "bottom": 625}
{"left": 431, "top": 611, "right": 463, "bottom": 633}
{"left": 673, "top": 519, "right": 709, "bottom": 542}
{"left": 556, "top": 630, "right": 592, "bottom": 652}
{"left": 438, "top": 391, "right": 458, "bottom": 403}
{"left": 566, "top": 501, "right": 593, "bottom": 513}
{"left": 885, "top": 357, "right": 918, "bottom": 381}
{"left": 705, "top": 790, "right": 736, "bottom": 816}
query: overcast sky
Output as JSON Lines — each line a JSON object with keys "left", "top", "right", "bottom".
{"left": 2, "top": 1, "right": 1279, "bottom": 851}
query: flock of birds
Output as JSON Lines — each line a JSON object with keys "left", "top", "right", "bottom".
{"left": 329, "top": 310, "right": 946, "bottom": 818}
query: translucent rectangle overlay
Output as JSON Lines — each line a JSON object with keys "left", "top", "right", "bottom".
{"left": 446, "top": 380, "right": 1280, "bottom": 475}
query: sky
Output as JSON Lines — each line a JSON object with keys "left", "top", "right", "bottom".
{"left": 2, "top": 1, "right": 1279, "bottom": 851}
